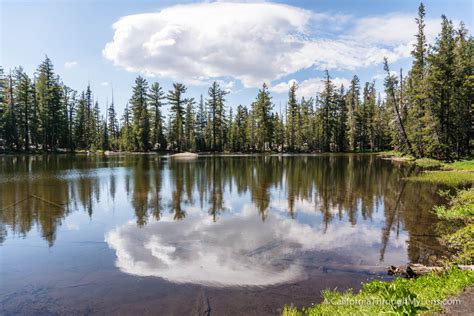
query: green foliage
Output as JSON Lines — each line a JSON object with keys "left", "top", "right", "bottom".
{"left": 206, "top": 81, "right": 228, "bottom": 151}
{"left": 442, "top": 160, "right": 474, "bottom": 171}
{"left": 167, "top": 83, "right": 187, "bottom": 151}
{"left": 380, "top": 150, "right": 414, "bottom": 159}
{"left": 434, "top": 188, "right": 474, "bottom": 221}
{"left": 414, "top": 158, "right": 443, "bottom": 169}
{"left": 441, "top": 224, "right": 474, "bottom": 264}
{"left": 434, "top": 187, "right": 474, "bottom": 265}
{"left": 252, "top": 83, "right": 273, "bottom": 151}
{"left": 147, "top": 82, "right": 166, "bottom": 150}
{"left": 283, "top": 268, "right": 474, "bottom": 316}
{"left": 129, "top": 76, "right": 150, "bottom": 151}
{"left": 407, "top": 171, "right": 474, "bottom": 186}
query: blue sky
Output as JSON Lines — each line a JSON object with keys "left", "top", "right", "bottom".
{"left": 1, "top": 0, "right": 472, "bottom": 115}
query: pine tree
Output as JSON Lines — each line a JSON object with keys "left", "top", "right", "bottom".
{"left": 230, "top": 104, "right": 249, "bottom": 152}
{"left": 286, "top": 82, "right": 298, "bottom": 151}
{"left": 195, "top": 94, "right": 207, "bottom": 151}
{"left": 406, "top": 2, "right": 430, "bottom": 157}
{"left": 148, "top": 82, "right": 166, "bottom": 150}
{"left": 84, "top": 84, "right": 93, "bottom": 147}
{"left": 273, "top": 112, "right": 285, "bottom": 152}
{"left": 206, "top": 82, "right": 228, "bottom": 151}
{"left": 101, "top": 117, "right": 109, "bottom": 151}
{"left": 335, "top": 85, "right": 348, "bottom": 152}
{"left": 384, "top": 59, "right": 416, "bottom": 157}
{"left": 74, "top": 91, "right": 87, "bottom": 149}
{"left": 13, "top": 67, "right": 33, "bottom": 150}
{"left": 91, "top": 100, "right": 101, "bottom": 149}
{"left": 347, "top": 75, "right": 360, "bottom": 151}
{"left": 4, "top": 71, "right": 18, "bottom": 150}
{"left": 167, "top": 83, "right": 187, "bottom": 151}
{"left": 425, "top": 16, "right": 456, "bottom": 159}
{"left": 36, "top": 56, "right": 62, "bottom": 150}
{"left": 0, "top": 67, "right": 6, "bottom": 147}
{"left": 107, "top": 93, "right": 119, "bottom": 150}
{"left": 452, "top": 22, "right": 472, "bottom": 158}
{"left": 184, "top": 97, "right": 196, "bottom": 151}
{"left": 129, "top": 76, "right": 150, "bottom": 151}
{"left": 320, "top": 71, "right": 336, "bottom": 152}
{"left": 299, "top": 97, "right": 313, "bottom": 152}
{"left": 62, "top": 85, "right": 75, "bottom": 151}
{"left": 120, "top": 103, "right": 133, "bottom": 151}
{"left": 252, "top": 83, "right": 273, "bottom": 151}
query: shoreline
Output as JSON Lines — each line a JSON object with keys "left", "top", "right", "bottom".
{"left": 283, "top": 153, "right": 474, "bottom": 315}
{"left": 0, "top": 150, "right": 387, "bottom": 156}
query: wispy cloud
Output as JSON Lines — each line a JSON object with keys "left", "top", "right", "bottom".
{"left": 64, "top": 61, "right": 78, "bottom": 69}
{"left": 271, "top": 77, "right": 351, "bottom": 98}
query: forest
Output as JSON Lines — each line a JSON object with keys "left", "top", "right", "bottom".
{"left": 0, "top": 4, "right": 472, "bottom": 160}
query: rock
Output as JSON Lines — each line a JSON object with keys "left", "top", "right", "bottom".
{"left": 170, "top": 152, "right": 198, "bottom": 160}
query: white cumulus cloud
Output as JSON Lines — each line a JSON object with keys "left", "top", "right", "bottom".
{"left": 103, "top": 1, "right": 441, "bottom": 87}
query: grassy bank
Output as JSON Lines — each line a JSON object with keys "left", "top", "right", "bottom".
{"left": 379, "top": 151, "right": 474, "bottom": 186}
{"left": 283, "top": 155, "right": 474, "bottom": 315}
{"left": 407, "top": 171, "right": 474, "bottom": 186}
{"left": 283, "top": 267, "right": 474, "bottom": 315}
{"left": 406, "top": 158, "right": 474, "bottom": 186}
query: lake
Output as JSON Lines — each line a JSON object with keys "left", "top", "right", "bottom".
{"left": 0, "top": 154, "right": 447, "bottom": 315}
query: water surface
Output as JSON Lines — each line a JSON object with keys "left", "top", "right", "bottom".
{"left": 0, "top": 154, "right": 446, "bottom": 315}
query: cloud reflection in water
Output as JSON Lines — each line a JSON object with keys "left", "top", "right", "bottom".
{"left": 105, "top": 205, "right": 407, "bottom": 287}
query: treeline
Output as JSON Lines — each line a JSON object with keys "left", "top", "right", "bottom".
{"left": 0, "top": 3, "right": 471, "bottom": 159}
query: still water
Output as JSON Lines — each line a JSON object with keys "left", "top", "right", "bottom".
{"left": 0, "top": 154, "right": 446, "bottom": 315}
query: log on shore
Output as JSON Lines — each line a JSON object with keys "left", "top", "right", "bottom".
{"left": 388, "top": 264, "right": 474, "bottom": 278}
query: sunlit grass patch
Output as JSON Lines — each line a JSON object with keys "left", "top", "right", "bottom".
{"left": 282, "top": 268, "right": 474, "bottom": 316}
{"left": 414, "top": 158, "right": 443, "bottom": 170}
{"left": 441, "top": 224, "right": 474, "bottom": 265}
{"left": 442, "top": 160, "right": 474, "bottom": 171}
{"left": 434, "top": 188, "right": 474, "bottom": 221}
{"left": 406, "top": 171, "right": 474, "bottom": 186}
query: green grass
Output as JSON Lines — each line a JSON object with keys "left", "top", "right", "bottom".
{"left": 442, "top": 160, "right": 474, "bottom": 171}
{"left": 441, "top": 224, "right": 474, "bottom": 265}
{"left": 434, "top": 188, "right": 474, "bottom": 221}
{"left": 379, "top": 150, "right": 414, "bottom": 159}
{"left": 413, "top": 158, "right": 443, "bottom": 170}
{"left": 283, "top": 267, "right": 474, "bottom": 316}
{"left": 379, "top": 151, "right": 474, "bottom": 172}
{"left": 406, "top": 171, "right": 474, "bottom": 186}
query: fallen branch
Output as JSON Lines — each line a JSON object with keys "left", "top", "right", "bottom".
{"left": 30, "top": 194, "right": 64, "bottom": 209}
{"left": 0, "top": 196, "right": 30, "bottom": 212}
{"left": 388, "top": 263, "right": 474, "bottom": 278}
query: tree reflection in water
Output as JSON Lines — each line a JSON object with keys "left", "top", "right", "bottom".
{"left": 0, "top": 154, "right": 444, "bottom": 266}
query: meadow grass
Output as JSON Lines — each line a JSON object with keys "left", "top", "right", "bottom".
{"left": 434, "top": 188, "right": 474, "bottom": 221}
{"left": 406, "top": 171, "right": 474, "bottom": 186}
{"left": 282, "top": 267, "right": 474, "bottom": 316}
{"left": 413, "top": 158, "right": 443, "bottom": 170}
{"left": 442, "top": 160, "right": 474, "bottom": 171}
